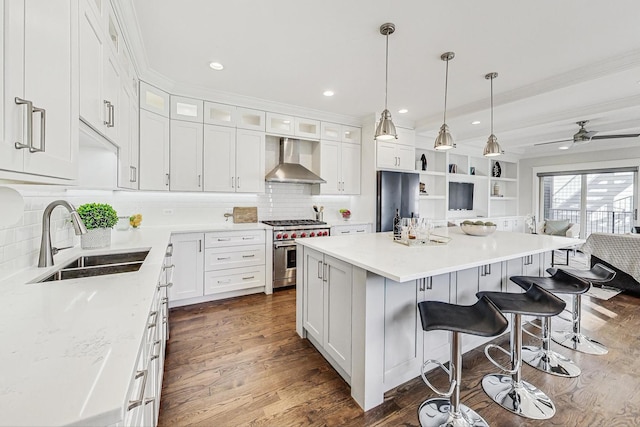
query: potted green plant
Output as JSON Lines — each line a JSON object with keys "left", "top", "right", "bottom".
{"left": 77, "top": 203, "right": 118, "bottom": 249}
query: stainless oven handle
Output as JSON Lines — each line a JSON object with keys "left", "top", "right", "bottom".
{"left": 274, "top": 242, "right": 296, "bottom": 249}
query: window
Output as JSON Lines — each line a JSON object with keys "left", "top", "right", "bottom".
{"left": 539, "top": 168, "right": 637, "bottom": 238}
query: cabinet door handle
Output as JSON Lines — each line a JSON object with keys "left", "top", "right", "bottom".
{"left": 110, "top": 103, "right": 115, "bottom": 127}
{"left": 231, "top": 176, "right": 235, "bottom": 188}
{"left": 157, "top": 282, "right": 173, "bottom": 288}
{"left": 426, "top": 277, "right": 433, "bottom": 290}
{"left": 127, "top": 369, "right": 148, "bottom": 411}
{"left": 242, "top": 236, "right": 255, "bottom": 240}
{"left": 31, "top": 106, "right": 46, "bottom": 153}
{"left": 103, "top": 100, "right": 114, "bottom": 127}
{"left": 14, "top": 97, "right": 34, "bottom": 152}
{"left": 237, "top": 176, "right": 240, "bottom": 188}
{"left": 318, "top": 260, "right": 323, "bottom": 279}
{"left": 341, "top": 231, "right": 350, "bottom": 234}
{"left": 218, "top": 279, "right": 232, "bottom": 284}
{"left": 398, "top": 156, "right": 400, "bottom": 166}
{"left": 132, "top": 166, "right": 137, "bottom": 182}
{"left": 199, "top": 240, "right": 202, "bottom": 253}
{"left": 217, "top": 238, "right": 231, "bottom": 241}
{"left": 323, "top": 262, "right": 328, "bottom": 282}
{"left": 419, "top": 278, "right": 425, "bottom": 292}
{"left": 356, "top": 229, "right": 365, "bottom": 233}
{"left": 162, "top": 264, "right": 175, "bottom": 272}
{"left": 198, "top": 174, "right": 202, "bottom": 187}
{"left": 165, "top": 173, "right": 170, "bottom": 186}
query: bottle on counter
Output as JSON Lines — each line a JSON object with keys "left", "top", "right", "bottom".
{"left": 393, "top": 208, "right": 401, "bottom": 241}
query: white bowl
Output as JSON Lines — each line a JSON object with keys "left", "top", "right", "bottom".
{"left": 460, "top": 223, "right": 497, "bottom": 236}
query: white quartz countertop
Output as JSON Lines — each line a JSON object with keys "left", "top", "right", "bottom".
{"left": 296, "top": 228, "right": 584, "bottom": 282}
{"left": 0, "top": 222, "right": 267, "bottom": 427}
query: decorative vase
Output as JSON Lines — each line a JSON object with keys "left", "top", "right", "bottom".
{"left": 81, "top": 228, "right": 111, "bottom": 249}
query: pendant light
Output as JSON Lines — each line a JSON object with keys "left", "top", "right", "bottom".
{"left": 483, "top": 72, "right": 504, "bottom": 157}
{"left": 434, "top": 52, "right": 456, "bottom": 150}
{"left": 374, "top": 23, "right": 397, "bottom": 141}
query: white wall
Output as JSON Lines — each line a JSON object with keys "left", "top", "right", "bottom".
{"left": 518, "top": 147, "right": 640, "bottom": 217}
{"left": 0, "top": 184, "right": 355, "bottom": 278}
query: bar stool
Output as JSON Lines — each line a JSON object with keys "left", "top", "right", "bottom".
{"left": 418, "top": 296, "right": 508, "bottom": 427}
{"left": 477, "top": 283, "right": 565, "bottom": 420}
{"left": 551, "top": 264, "right": 616, "bottom": 355}
{"left": 511, "top": 270, "right": 583, "bottom": 378}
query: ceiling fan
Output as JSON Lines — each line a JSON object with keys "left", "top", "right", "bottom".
{"left": 534, "top": 120, "right": 640, "bottom": 148}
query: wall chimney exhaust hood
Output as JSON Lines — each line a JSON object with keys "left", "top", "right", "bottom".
{"left": 265, "top": 138, "right": 326, "bottom": 184}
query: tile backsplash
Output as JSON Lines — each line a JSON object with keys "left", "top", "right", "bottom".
{"left": 0, "top": 183, "right": 354, "bottom": 277}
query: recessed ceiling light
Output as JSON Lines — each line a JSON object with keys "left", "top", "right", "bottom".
{"left": 323, "top": 90, "right": 334, "bottom": 97}
{"left": 398, "top": 109, "right": 408, "bottom": 114}
{"left": 558, "top": 145, "right": 570, "bottom": 150}
{"left": 471, "top": 120, "right": 481, "bottom": 125}
{"left": 209, "top": 62, "right": 224, "bottom": 70}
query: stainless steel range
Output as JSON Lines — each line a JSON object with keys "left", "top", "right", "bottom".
{"left": 262, "top": 219, "right": 331, "bottom": 289}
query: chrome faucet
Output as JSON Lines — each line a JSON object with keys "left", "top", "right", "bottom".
{"left": 38, "top": 200, "right": 88, "bottom": 267}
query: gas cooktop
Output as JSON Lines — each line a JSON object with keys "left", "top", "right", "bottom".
{"left": 261, "top": 219, "right": 326, "bottom": 227}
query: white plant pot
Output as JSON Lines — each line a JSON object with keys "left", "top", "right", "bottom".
{"left": 81, "top": 228, "right": 111, "bottom": 249}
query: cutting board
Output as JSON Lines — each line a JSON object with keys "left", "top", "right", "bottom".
{"left": 233, "top": 207, "right": 258, "bottom": 223}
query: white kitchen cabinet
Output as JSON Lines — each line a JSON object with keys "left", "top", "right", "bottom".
{"left": 266, "top": 112, "right": 320, "bottom": 140}
{"left": 331, "top": 223, "right": 371, "bottom": 236}
{"left": 203, "top": 125, "right": 265, "bottom": 193}
{"left": 294, "top": 117, "right": 321, "bottom": 140}
{"left": 478, "top": 262, "right": 503, "bottom": 293}
{"left": 302, "top": 247, "right": 352, "bottom": 375}
{"left": 504, "top": 253, "right": 543, "bottom": 293}
{"left": 1, "top": 0, "right": 78, "bottom": 180}
{"left": 79, "top": 0, "right": 104, "bottom": 133}
{"left": 171, "top": 96, "right": 204, "bottom": 123}
{"left": 139, "top": 109, "right": 170, "bottom": 191}
{"left": 317, "top": 140, "right": 360, "bottom": 195}
{"left": 421, "top": 274, "right": 451, "bottom": 365}
{"left": 140, "top": 81, "right": 170, "bottom": 117}
{"left": 204, "top": 101, "right": 236, "bottom": 127}
{"left": 376, "top": 140, "right": 415, "bottom": 171}
{"left": 320, "top": 122, "right": 361, "bottom": 144}
{"left": 203, "top": 230, "right": 266, "bottom": 296}
{"left": 236, "top": 107, "right": 265, "bottom": 131}
{"left": 168, "top": 233, "right": 204, "bottom": 303}
{"left": 170, "top": 120, "right": 204, "bottom": 191}
{"left": 117, "top": 85, "right": 137, "bottom": 189}
{"left": 102, "top": 49, "right": 120, "bottom": 143}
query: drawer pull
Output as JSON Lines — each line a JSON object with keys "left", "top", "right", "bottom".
{"left": 341, "top": 231, "right": 350, "bottom": 234}
{"left": 218, "top": 279, "right": 232, "bottom": 284}
{"left": 242, "top": 276, "right": 255, "bottom": 280}
{"left": 242, "top": 236, "right": 255, "bottom": 240}
{"left": 356, "top": 229, "right": 365, "bottom": 233}
{"left": 217, "top": 238, "right": 231, "bottom": 241}
{"left": 127, "top": 369, "right": 148, "bottom": 411}
{"left": 242, "top": 254, "right": 255, "bottom": 258}
{"left": 217, "top": 256, "right": 231, "bottom": 260}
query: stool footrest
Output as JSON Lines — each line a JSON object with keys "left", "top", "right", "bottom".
{"left": 484, "top": 344, "right": 520, "bottom": 375}
{"left": 421, "top": 359, "right": 456, "bottom": 398}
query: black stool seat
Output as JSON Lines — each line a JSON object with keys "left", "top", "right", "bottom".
{"left": 478, "top": 284, "right": 565, "bottom": 317}
{"left": 550, "top": 263, "right": 616, "bottom": 284}
{"left": 418, "top": 296, "right": 508, "bottom": 337}
{"left": 511, "top": 269, "right": 589, "bottom": 295}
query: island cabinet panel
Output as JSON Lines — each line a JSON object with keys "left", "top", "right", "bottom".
{"left": 302, "top": 248, "right": 353, "bottom": 376}
{"left": 383, "top": 278, "right": 423, "bottom": 390}
{"left": 421, "top": 274, "right": 452, "bottom": 364}
{"left": 504, "top": 253, "right": 544, "bottom": 293}
{"left": 478, "top": 262, "right": 504, "bottom": 293}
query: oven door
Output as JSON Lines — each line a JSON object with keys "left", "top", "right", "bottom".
{"left": 273, "top": 241, "right": 297, "bottom": 288}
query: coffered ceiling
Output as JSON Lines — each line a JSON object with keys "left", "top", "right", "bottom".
{"left": 120, "top": 0, "right": 640, "bottom": 157}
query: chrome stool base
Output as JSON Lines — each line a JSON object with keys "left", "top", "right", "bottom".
{"left": 552, "top": 330, "right": 608, "bottom": 355}
{"left": 418, "top": 398, "right": 489, "bottom": 427}
{"left": 521, "top": 345, "right": 581, "bottom": 377}
{"left": 481, "top": 374, "right": 556, "bottom": 420}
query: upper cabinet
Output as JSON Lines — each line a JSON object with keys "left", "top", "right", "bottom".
{"left": 376, "top": 127, "right": 415, "bottom": 172}
{"left": 171, "top": 96, "right": 204, "bottom": 123}
{"left": 237, "top": 108, "right": 265, "bottom": 131}
{"left": 314, "top": 122, "right": 362, "bottom": 195}
{"left": 0, "top": 0, "right": 78, "bottom": 180}
{"left": 266, "top": 113, "right": 320, "bottom": 140}
{"left": 204, "top": 102, "right": 236, "bottom": 127}
{"left": 140, "top": 82, "right": 170, "bottom": 117}
{"left": 320, "top": 123, "right": 361, "bottom": 144}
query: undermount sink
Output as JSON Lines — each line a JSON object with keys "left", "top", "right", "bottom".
{"left": 34, "top": 250, "right": 150, "bottom": 283}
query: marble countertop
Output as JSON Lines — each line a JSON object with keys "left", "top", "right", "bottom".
{"left": 296, "top": 227, "right": 584, "bottom": 282}
{"left": 0, "top": 222, "right": 267, "bottom": 427}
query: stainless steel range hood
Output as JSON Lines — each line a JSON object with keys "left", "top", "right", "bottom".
{"left": 265, "top": 138, "right": 326, "bottom": 184}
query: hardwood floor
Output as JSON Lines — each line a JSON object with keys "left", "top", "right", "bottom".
{"left": 159, "top": 287, "right": 640, "bottom": 426}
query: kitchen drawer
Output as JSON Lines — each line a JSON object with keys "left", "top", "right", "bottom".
{"left": 205, "top": 245, "right": 265, "bottom": 270}
{"left": 205, "top": 230, "right": 265, "bottom": 248}
{"left": 331, "top": 223, "right": 371, "bottom": 235}
{"left": 205, "top": 265, "right": 266, "bottom": 295}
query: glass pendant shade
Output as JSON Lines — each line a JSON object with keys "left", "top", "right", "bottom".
{"left": 434, "top": 52, "right": 456, "bottom": 151}
{"left": 483, "top": 72, "right": 503, "bottom": 157}
{"left": 374, "top": 23, "right": 397, "bottom": 141}
{"left": 434, "top": 124, "right": 455, "bottom": 150}
{"left": 375, "top": 109, "right": 397, "bottom": 141}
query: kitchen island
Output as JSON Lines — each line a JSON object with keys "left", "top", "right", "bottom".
{"left": 295, "top": 227, "right": 582, "bottom": 411}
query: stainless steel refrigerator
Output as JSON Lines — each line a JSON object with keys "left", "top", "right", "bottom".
{"left": 376, "top": 170, "right": 420, "bottom": 232}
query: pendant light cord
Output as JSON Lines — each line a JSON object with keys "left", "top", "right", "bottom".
{"left": 490, "top": 75, "right": 494, "bottom": 135}
{"left": 384, "top": 33, "right": 389, "bottom": 110}
{"left": 443, "top": 59, "right": 449, "bottom": 124}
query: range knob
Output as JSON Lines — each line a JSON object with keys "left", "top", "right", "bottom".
{"left": 323, "top": 231, "right": 329, "bottom": 236}
{"left": 310, "top": 232, "right": 316, "bottom": 237}
{"left": 276, "top": 233, "right": 282, "bottom": 239}
{"left": 283, "top": 233, "right": 289, "bottom": 239}
{"left": 301, "top": 232, "right": 307, "bottom": 237}
{"left": 291, "top": 233, "right": 297, "bottom": 239}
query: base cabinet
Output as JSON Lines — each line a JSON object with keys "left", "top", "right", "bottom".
{"left": 168, "top": 233, "right": 204, "bottom": 302}
{"left": 303, "top": 247, "right": 352, "bottom": 376}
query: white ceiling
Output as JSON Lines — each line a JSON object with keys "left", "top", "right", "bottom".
{"left": 123, "top": 0, "right": 640, "bottom": 156}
